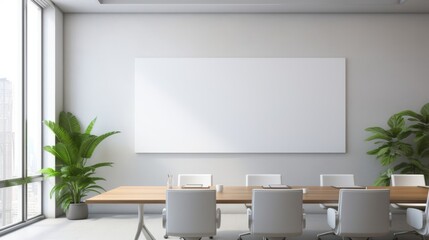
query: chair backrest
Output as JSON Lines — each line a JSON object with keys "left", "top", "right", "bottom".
{"left": 246, "top": 174, "right": 282, "bottom": 186}
{"left": 391, "top": 174, "right": 425, "bottom": 186}
{"left": 178, "top": 174, "right": 213, "bottom": 186}
{"left": 425, "top": 192, "right": 429, "bottom": 215}
{"left": 337, "top": 189, "right": 390, "bottom": 237}
{"left": 252, "top": 189, "right": 303, "bottom": 237}
{"left": 320, "top": 174, "right": 355, "bottom": 187}
{"left": 166, "top": 189, "right": 217, "bottom": 237}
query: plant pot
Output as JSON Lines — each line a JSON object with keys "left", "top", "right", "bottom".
{"left": 66, "top": 203, "right": 88, "bottom": 220}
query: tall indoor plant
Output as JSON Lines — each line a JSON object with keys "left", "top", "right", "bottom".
{"left": 365, "top": 103, "right": 429, "bottom": 186}
{"left": 41, "top": 111, "right": 119, "bottom": 219}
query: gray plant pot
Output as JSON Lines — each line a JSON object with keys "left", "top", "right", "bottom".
{"left": 66, "top": 203, "right": 88, "bottom": 220}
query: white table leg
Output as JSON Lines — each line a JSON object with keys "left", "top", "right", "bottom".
{"left": 135, "top": 204, "right": 156, "bottom": 240}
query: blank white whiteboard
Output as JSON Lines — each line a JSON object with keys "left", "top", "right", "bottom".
{"left": 135, "top": 58, "right": 345, "bottom": 153}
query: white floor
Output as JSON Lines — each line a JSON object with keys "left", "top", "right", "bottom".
{"left": 1, "top": 213, "right": 422, "bottom": 240}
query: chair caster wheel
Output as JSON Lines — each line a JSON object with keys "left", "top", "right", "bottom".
{"left": 210, "top": 237, "right": 213, "bottom": 239}
{"left": 164, "top": 235, "right": 168, "bottom": 239}
{"left": 238, "top": 238, "right": 242, "bottom": 240}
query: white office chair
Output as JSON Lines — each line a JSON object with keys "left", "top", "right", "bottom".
{"left": 317, "top": 174, "right": 356, "bottom": 239}
{"left": 239, "top": 189, "right": 305, "bottom": 240}
{"left": 164, "top": 174, "right": 213, "bottom": 239}
{"left": 238, "top": 174, "right": 282, "bottom": 239}
{"left": 394, "top": 192, "right": 429, "bottom": 240}
{"left": 319, "top": 174, "right": 355, "bottom": 209}
{"left": 246, "top": 174, "right": 282, "bottom": 187}
{"left": 391, "top": 174, "right": 426, "bottom": 210}
{"left": 178, "top": 174, "right": 213, "bottom": 187}
{"left": 318, "top": 189, "right": 391, "bottom": 240}
{"left": 245, "top": 174, "right": 282, "bottom": 208}
{"left": 163, "top": 189, "right": 221, "bottom": 240}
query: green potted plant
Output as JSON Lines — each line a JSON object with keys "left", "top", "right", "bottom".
{"left": 365, "top": 103, "right": 429, "bottom": 186}
{"left": 41, "top": 111, "right": 119, "bottom": 219}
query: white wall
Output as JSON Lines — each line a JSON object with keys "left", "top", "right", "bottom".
{"left": 63, "top": 13, "right": 429, "bottom": 213}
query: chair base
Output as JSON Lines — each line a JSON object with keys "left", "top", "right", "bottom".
{"left": 237, "top": 232, "right": 250, "bottom": 240}
{"left": 318, "top": 233, "right": 376, "bottom": 240}
{"left": 171, "top": 234, "right": 213, "bottom": 239}
{"left": 393, "top": 230, "right": 425, "bottom": 240}
{"left": 317, "top": 231, "right": 334, "bottom": 240}
{"left": 238, "top": 233, "right": 287, "bottom": 240}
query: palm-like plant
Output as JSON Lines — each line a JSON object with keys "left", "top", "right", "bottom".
{"left": 366, "top": 103, "right": 429, "bottom": 186}
{"left": 41, "top": 112, "right": 119, "bottom": 211}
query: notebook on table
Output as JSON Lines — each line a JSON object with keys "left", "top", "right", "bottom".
{"left": 181, "top": 184, "right": 210, "bottom": 189}
{"left": 262, "top": 184, "right": 290, "bottom": 189}
{"left": 332, "top": 186, "right": 366, "bottom": 189}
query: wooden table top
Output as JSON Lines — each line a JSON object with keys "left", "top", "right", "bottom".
{"left": 85, "top": 186, "right": 429, "bottom": 204}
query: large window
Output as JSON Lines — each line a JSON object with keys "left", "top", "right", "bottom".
{"left": 0, "top": 0, "right": 43, "bottom": 233}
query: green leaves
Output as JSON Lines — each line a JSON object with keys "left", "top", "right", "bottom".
{"left": 44, "top": 120, "right": 74, "bottom": 146}
{"left": 366, "top": 114, "right": 413, "bottom": 166}
{"left": 59, "top": 111, "right": 81, "bottom": 135}
{"left": 44, "top": 143, "right": 78, "bottom": 166}
{"left": 79, "top": 131, "right": 120, "bottom": 159}
{"left": 41, "top": 111, "right": 119, "bottom": 211}
{"left": 421, "top": 103, "right": 429, "bottom": 122}
{"left": 400, "top": 104, "right": 429, "bottom": 159}
{"left": 387, "top": 114, "right": 405, "bottom": 129}
{"left": 374, "top": 168, "right": 393, "bottom": 186}
{"left": 367, "top": 103, "right": 429, "bottom": 186}
{"left": 40, "top": 168, "right": 60, "bottom": 177}
{"left": 365, "top": 114, "right": 410, "bottom": 142}
{"left": 85, "top": 118, "right": 97, "bottom": 134}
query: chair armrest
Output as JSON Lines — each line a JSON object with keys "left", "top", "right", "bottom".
{"left": 247, "top": 208, "right": 252, "bottom": 230}
{"left": 407, "top": 208, "right": 426, "bottom": 230}
{"left": 327, "top": 208, "right": 338, "bottom": 230}
{"left": 389, "top": 212, "right": 392, "bottom": 227}
{"left": 162, "top": 208, "right": 167, "bottom": 229}
{"left": 216, "top": 208, "right": 221, "bottom": 229}
{"left": 302, "top": 213, "right": 306, "bottom": 229}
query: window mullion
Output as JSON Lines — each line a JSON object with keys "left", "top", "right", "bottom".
{"left": 22, "top": 0, "right": 28, "bottom": 223}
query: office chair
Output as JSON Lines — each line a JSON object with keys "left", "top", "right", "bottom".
{"left": 239, "top": 189, "right": 305, "bottom": 240}
{"left": 318, "top": 189, "right": 391, "bottom": 240}
{"left": 164, "top": 174, "right": 213, "bottom": 239}
{"left": 245, "top": 174, "right": 282, "bottom": 208}
{"left": 246, "top": 174, "right": 282, "bottom": 187}
{"left": 238, "top": 174, "right": 282, "bottom": 239}
{"left": 317, "top": 174, "right": 356, "bottom": 239}
{"left": 163, "top": 189, "right": 221, "bottom": 240}
{"left": 178, "top": 174, "right": 213, "bottom": 187}
{"left": 319, "top": 174, "right": 355, "bottom": 209}
{"left": 391, "top": 174, "right": 426, "bottom": 210}
{"left": 394, "top": 192, "right": 429, "bottom": 239}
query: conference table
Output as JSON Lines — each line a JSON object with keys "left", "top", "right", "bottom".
{"left": 86, "top": 186, "right": 429, "bottom": 240}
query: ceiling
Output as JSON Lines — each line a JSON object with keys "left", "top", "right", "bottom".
{"left": 51, "top": 0, "right": 429, "bottom": 13}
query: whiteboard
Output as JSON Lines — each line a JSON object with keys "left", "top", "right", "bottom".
{"left": 135, "top": 58, "right": 346, "bottom": 153}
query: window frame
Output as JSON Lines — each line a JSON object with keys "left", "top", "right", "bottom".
{"left": 0, "top": 0, "right": 45, "bottom": 235}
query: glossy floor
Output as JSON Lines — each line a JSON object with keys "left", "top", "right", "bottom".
{"left": 1, "top": 213, "right": 422, "bottom": 240}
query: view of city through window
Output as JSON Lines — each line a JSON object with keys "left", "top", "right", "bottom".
{"left": 0, "top": 0, "right": 43, "bottom": 231}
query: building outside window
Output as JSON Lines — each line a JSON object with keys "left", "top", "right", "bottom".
{"left": 0, "top": 0, "right": 43, "bottom": 233}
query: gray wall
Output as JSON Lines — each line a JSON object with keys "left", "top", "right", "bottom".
{"left": 63, "top": 13, "right": 429, "bottom": 213}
